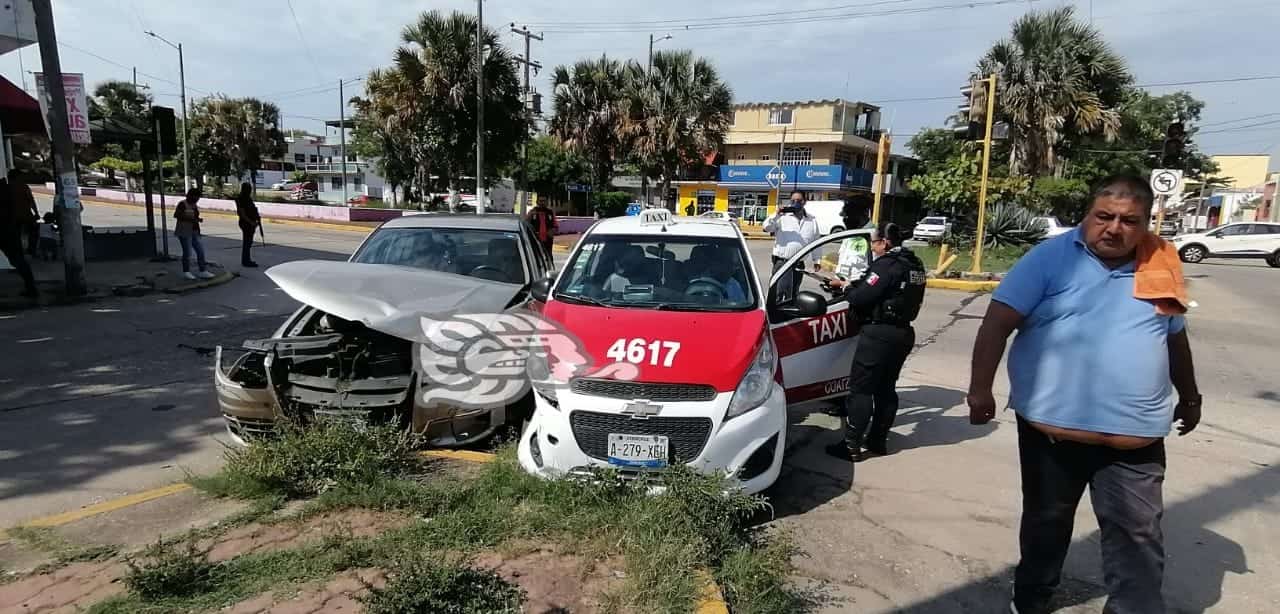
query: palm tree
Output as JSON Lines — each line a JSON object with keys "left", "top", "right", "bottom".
{"left": 975, "top": 6, "right": 1131, "bottom": 177}
{"left": 549, "top": 56, "right": 627, "bottom": 191}
{"left": 621, "top": 50, "right": 733, "bottom": 208}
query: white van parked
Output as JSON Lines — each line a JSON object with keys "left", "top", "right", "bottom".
{"left": 804, "top": 200, "right": 848, "bottom": 235}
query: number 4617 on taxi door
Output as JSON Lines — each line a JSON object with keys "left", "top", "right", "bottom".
{"left": 606, "top": 338, "right": 681, "bottom": 367}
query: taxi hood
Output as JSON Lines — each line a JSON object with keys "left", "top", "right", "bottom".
{"left": 541, "top": 300, "right": 767, "bottom": 392}
{"left": 265, "top": 260, "right": 523, "bottom": 343}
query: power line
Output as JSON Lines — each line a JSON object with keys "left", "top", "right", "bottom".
{"left": 1139, "top": 75, "right": 1280, "bottom": 88}
{"left": 532, "top": 0, "right": 1039, "bottom": 33}
{"left": 286, "top": 0, "right": 323, "bottom": 86}
{"left": 1198, "top": 119, "right": 1280, "bottom": 135}
{"left": 523, "top": 0, "right": 919, "bottom": 27}
{"left": 56, "top": 40, "right": 209, "bottom": 94}
{"left": 1198, "top": 112, "right": 1280, "bottom": 129}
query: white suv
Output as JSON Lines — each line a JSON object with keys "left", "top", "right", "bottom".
{"left": 912, "top": 216, "right": 950, "bottom": 243}
{"left": 1172, "top": 222, "right": 1280, "bottom": 267}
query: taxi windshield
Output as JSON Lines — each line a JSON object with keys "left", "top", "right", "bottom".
{"left": 554, "top": 235, "right": 756, "bottom": 311}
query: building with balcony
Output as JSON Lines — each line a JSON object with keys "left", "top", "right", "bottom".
{"left": 251, "top": 121, "right": 385, "bottom": 204}
{"left": 674, "top": 99, "right": 917, "bottom": 222}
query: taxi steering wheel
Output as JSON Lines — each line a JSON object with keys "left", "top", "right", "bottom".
{"left": 684, "top": 277, "right": 727, "bottom": 301}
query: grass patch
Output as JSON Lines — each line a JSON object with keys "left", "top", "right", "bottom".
{"left": 177, "top": 434, "right": 809, "bottom": 613}
{"left": 190, "top": 421, "right": 419, "bottom": 499}
{"left": 363, "top": 556, "right": 524, "bottom": 614}
{"left": 913, "top": 243, "right": 1030, "bottom": 273}
{"left": 7, "top": 526, "right": 120, "bottom": 567}
{"left": 124, "top": 537, "right": 216, "bottom": 600}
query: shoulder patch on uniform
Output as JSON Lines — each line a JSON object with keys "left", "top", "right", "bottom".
{"left": 867, "top": 272, "right": 880, "bottom": 286}
{"left": 909, "top": 270, "right": 926, "bottom": 285}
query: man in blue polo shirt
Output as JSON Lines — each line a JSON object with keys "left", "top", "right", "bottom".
{"left": 968, "top": 175, "right": 1202, "bottom": 614}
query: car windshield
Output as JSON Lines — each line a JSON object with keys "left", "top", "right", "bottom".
{"left": 922, "top": 217, "right": 945, "bottom": 225}
{"left": 352, "top": 227, "right": 526, "bottom": 284}
{"left": 554, "top": 235, "right": 756, "bottom": 311}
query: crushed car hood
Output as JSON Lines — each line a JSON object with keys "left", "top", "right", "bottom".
{"left": 266, "top": 260, "right": 524, "bottom": 343}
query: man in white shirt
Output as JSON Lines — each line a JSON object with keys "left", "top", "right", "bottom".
{"left": 763, "top": 191, "right": 821, "bottom": 298}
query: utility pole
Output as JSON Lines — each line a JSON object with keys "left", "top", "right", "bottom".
{"left": 511, "top": 24, "right": 542, "bottom": 217}
{"left": 971, "top": 74, "right": 997, "bottom": 274}
{"left": 475, "top": 0, "right": 485, "bottom": 214}
{"left": 647, "top": 33, "right": 671, "bottom": 73}
{"left": 339, "top": 79, "right": 347, "bottom": 206}
{"left": 32, "top": 0, "right": 87, "bottom": 295}
{"left": 145, "top": 31, "right": 190, "bottom": 191}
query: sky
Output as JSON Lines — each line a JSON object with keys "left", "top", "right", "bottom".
{"left": 4, "top": 0, "right": 1278, "bottom": 169}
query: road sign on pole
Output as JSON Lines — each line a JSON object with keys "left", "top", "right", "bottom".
{"left": 765, "top": 165, "right": 785, "bottom": 190}
{"left": 1149, "top": 169, "right": 1184, "bottom": 196}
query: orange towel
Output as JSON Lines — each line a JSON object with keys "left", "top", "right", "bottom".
{"left": 1134, "top": 233, "right": 1189, "bottom": 316}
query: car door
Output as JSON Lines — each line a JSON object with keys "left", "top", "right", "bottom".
{"left": 1207, "top": 224, "right": 1252, "bottom": 255}
{"left": 1243, "top": 223, "right": 1279, "bottom": 255}
{"left": 765, "top": 229, "right": 873, "bottom": 405}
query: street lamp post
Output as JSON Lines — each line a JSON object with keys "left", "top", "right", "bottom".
{"left": 145, "top": 31, "right": 190, "bottom": 191}
{"left": 645, "top": 33, "right": 672, "bottom": 207}
{"left": 647, "top": 33, "right": 671, "bottom": 73}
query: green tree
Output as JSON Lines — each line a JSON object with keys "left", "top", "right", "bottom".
{"left": 906, "top": 128, "right": 968, "bottom": 173}
{"left": 622, "top": 50, "right": 733, "bottom": 208}
{"left": 82, "top": 80, "right": 154, "bottom": 183}
{"left": 975, "top": 6, "right": 1131, "bottom": 176}
{"left": 909, "top": 153, "right": 1029, "bottom": 217}
{"left": 187, "top": 96, "right": 286, "bottom": 189}
{"left": 352, "top": 10, "right": 526, "bottom": 207}
{"left": 523, "top": 136, "right": 588, "bottom": 205}
{"left": 550, "top": 56, "right": 628, "bottom": 190}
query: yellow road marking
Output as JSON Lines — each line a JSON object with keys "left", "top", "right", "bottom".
{"left": 695, "top": 569, "right": 731, "bottom": 614}
{"left": 420, "top": 449, "right": 497, "bottom": 463}
{"left": 0, "top": 482, "right": 193, "bottom": 542}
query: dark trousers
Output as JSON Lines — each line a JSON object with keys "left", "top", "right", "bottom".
{"left": 1, "top": 229, "right": 37, "bottom": 294}
{"left": 24, "top": 221, "right": 38, "bottom": 256}
{"left": 1014, "top": 416, "right": 1166, "bottom": 614}
{"left": 770, "top": 255, "right": 804, "bottom": 300}
{"left": 177, "top": 234, "right": 207, "bottom": 273}
{"left": 540, "top": 238, "right": 554, "bottom": 259}
{"left": 844, "top": 323, "right": 914, "bottom": 451}
{"left": 240, "top": 221, "right": 256, "bottom": 265}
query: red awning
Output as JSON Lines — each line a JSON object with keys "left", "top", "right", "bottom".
{"left": 0, "top": 76, "right": 47, "bottom": 135}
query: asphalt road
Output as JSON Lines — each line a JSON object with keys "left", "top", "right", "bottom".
{"left": 2, "top": 204, "right": 1278, "bottom": 611}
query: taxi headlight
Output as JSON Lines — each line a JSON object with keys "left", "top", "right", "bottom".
{"left": 526, "top": 347, "right": 560, "bottom": 407}
{"left": 726, "top": 335, "right": 775, "bottom": 419}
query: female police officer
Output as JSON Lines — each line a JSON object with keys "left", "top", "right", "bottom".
{"left": 825, "top": 222, "right": 926, "bottom": 462}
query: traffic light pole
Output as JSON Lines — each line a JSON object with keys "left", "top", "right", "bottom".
{"left": 971, "top": 74, "right": 997, "bottom": 274}
{"left": 871, "top": 132, "right": 891, "bottom": 224}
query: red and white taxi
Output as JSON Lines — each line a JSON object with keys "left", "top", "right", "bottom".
{"left": 520, "top": 208, "right": 873, "bottom": 493}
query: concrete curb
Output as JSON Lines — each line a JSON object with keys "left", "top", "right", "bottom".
{"left": 926, "top": 278, "right": 1000, "bottom": 292}
{"left": 164, "top": 270, "right": 238, "bottom": 294}
{"left": 35, "top": 190, "right": 379, "bottom": 233}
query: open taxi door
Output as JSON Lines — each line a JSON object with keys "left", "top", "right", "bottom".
{"left": 765, "top": 229, "right": 874, "bottom": 405}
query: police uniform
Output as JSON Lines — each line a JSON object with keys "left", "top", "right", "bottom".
{"left": 840, "top": 246, "right": 926, "bottom": 455}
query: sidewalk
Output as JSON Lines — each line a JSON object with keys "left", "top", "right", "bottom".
{"left": 0, "top": 252, "right": 235, "bottom": 311}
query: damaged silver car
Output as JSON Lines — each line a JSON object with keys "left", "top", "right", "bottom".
{"left": 214, "top": 214, "right": 557, "bottom": 447}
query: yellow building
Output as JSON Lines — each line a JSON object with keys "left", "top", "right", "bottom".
{"left": 1210, "top": 154, "right": 1271, "bottom": 189}
{"left": 676, "top": 99, "right": 911, "bottom": 222}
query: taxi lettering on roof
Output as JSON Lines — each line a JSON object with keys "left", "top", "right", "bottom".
{"left": 639, "top": 208, "right": 673, "bottom": 226}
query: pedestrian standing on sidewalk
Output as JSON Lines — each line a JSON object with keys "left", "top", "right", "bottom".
{"left": 763, "top": 191, "right": 820, "bottom": 300}
{"left": 0, "top": 177, "right": 38, "bottom": 297}
{"left": 234, "top": 182, "right": 261, "bottom": 268}
{"left": 11, "top": 173, "right": 39, "bottom": 257}
{"left": 825, "top": 223, "right": 926, "bottom": 460}
{"left": 967, "top": 175, "right": 1202, "bottom": 614}
{"left": 174, "top": 187, "right": 214, "bottom": 281}
{"left": 527, "top": 196, "right": 558, "bottom": 257}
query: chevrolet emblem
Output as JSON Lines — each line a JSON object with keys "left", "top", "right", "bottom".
{"left": 621, "top": 399, "right": 662, "bottom": 420}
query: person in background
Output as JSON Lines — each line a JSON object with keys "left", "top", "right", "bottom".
{"left": 0, "top": 177, "right": 38, "bottom": 297}
{"left": 763, "top": 191, "right": 820, "bottom": 299}
{"left": 527, "top": 196, "right": 558, "bottom": 257}
{"left": 11, "top": 173, "right": 39, "bottom": 257}
{"left": 38, "top": 212, "right": 58, "bottom": 261}
{"left": 685, "top": 200, "right": 696, "bottom": 217}
{"left": 235, "top": 182, "right": 261, "bottom": 268}
{"left": 967, "top": 175, "right": 1201, "bottom": 614}
{"left": 174, "top": 187, "right": 214, "bottom": 280}
{"left": 826, "top": 223, "right": 926, "bottom": 461}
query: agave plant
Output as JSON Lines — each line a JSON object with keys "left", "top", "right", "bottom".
{"left": 982, "top": 204, "right": 1048, "bottom": 248}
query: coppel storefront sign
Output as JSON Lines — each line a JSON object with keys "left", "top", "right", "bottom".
{"left": 719, "top": 164, "right": 849, "bottom": 188}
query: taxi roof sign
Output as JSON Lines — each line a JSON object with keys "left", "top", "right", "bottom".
{"left": 638, "top": 208, "right": 674, "bottom": 227}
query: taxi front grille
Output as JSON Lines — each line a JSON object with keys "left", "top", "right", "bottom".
{"left": 569, "top": 411, "right": 712, "bottom": 463}
{"left": 569, "top": 378, "right": 717, "bottom": 402}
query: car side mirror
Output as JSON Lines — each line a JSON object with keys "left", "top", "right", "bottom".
{"left": 773, "top": 290, "right": 828, "bottom": 319}
{"left": 529, "top": 276, "right": 553, "bottom": 303}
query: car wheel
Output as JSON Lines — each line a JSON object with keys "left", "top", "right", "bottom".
{"left": 1268, "top": 250, "right": 1280, "bottom": 268}
{"left": 1179, "top": 245, "right": 1206, "bottom": 264}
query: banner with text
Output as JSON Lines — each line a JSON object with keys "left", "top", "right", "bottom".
{"left": 34, "top": 72, "right": 91, "bottom": 145}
